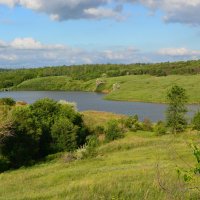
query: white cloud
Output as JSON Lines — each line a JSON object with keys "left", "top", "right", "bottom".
{"left": 10, "top": 38, "right": 43, "bottom": 49}
{"left": 0, "top": 37, "right": 142, "bottom": 67}
{"left": 128, "top": 0, "right": 200, "bottom": 25}
{"left": 0, "top": 37, "right": 200, "bottom": 67}
{"left": 1, "top": 0, "right": 200, "bottom": 24}
{"left": 158, "top": 47, "right": 200, "bottom": 56}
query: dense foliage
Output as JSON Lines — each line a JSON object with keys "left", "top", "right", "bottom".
{"left": 1, "top": 60, "right": 200, "bottom": 90}
{"left": 0, "top": 98, "right": 89, "bottom": 169}
{"left": 166, "top": 85, "right": 188, "bottom": 133}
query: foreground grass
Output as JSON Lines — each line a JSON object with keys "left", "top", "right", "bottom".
{"left": 14, "top": 74, "right": 200, "bottom": 104}
{"left": 1, "top": 130, "right": 200, "bottom": 200}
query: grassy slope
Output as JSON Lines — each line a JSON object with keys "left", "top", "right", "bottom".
{"left": 14, "top": 74, "right": 200, "bottom": 103}
{"left": 14, "top": 76, "right": 95, "bottom": 92}
{"left": 1, "top": 131, "right": 199, "bottom": 200}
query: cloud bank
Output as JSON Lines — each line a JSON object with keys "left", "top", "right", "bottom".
{"left": 0, "top": 38, "right": 200, "bottom": 68}
{"left": 0, "top": 0, "right": 200, "bottom": 25}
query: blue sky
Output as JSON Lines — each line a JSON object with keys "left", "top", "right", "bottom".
{"left": 0, "top": 0, "right": 200, "bottom": 67}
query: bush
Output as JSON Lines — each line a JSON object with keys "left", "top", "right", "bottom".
{"left": 142, "top": 118, "right": 153, "bottom": 131}
{"left": 93, "top": 125, "right": 105, "bottom": 136}
{"left": 154, "top": 121, "right": 167, "bottom": 135}
{"left": 83, "top": 135, "right": 99, "bottom": 158}
{"left": 51, "top": 117, "right": 78, "bottom": 152}
{"left": 0, "top": 98, "right": 16, "bottom": 106}
{"left": 0, "top": 157, "right": 10, "bottom": 172}
{"left": 124, "top": 115, "right": 139, "bottom": 131}
{"left": 105, "top": 120, "right": 123, "bottom": 142}
{"left": 0, "top": 98, "right": 89, "bottom": 169}
{"left": 192, "top": 111, "right": 200, "bottom": 131}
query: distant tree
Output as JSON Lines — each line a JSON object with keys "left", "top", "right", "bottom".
{"left": 166, "top": 85, "right": 188, "bottom": 134}
{"left": 192, "top": 111, "right": 200, "bottom": 131}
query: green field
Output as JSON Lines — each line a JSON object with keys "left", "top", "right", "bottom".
{"left": 1, "top": 130, "right": 199, "bottom": 200}
{"left": 14, "top": 74, "right": 200, "bottom": 104}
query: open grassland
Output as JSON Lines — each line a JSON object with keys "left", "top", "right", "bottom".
{"left": 82, "top": 111, "right": 124, "bottom": 128}
{"left": 1, "top": 130, "right": 200, "bottom": 200}
{"left": 14, "top": 76, "right": 95, "bottom": 92}
{"left": 14, "top": 74, "right": 200, "bottom": 104}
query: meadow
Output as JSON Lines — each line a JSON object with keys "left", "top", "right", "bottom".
{"left": 14, "top": 74, "right": 200, "bottom": 104}
{"left": 1, "top": 131, "right": 199, "bottom": 200}
{"left": 1, "top": 111, "right": 200, "bottom": 200}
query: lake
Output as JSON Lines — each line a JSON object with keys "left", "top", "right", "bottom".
{"left": 0, "top": 91, "right": 199, "bottom": 121}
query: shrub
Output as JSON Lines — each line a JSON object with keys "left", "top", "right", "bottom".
{"left": 0, "top": 157, "right": 10, "bottom": 172}
{"left": 154, "top": 121, "right": 167, "bottom": 135}
{"left": 105, "top": 120, "right": 123, "bottom": 142}
{"left": 83, "top": 135, "right": 99, "bottom": 158}
{"left": 192, "top": 111, "right": 200, "bottom": 131}
{"left": 142, "top": 118, "right": 153, "bottom": 131}
{"left": 0, "top": 98, "right": 89, "bottom": 169}
{"left": 0, "top": 98, "right": 16, "bottom": 106}
{"left": 93, "top": 125, "right": 105, "bottom": 136}
{"left": 51, "top": 117, "right": 78, "bottom": 152}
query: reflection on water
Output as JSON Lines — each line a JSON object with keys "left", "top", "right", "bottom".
{"left": 0, "top": 91, "right": 199, "bottom": 122}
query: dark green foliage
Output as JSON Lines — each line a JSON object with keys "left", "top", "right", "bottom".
{"left": 154, "top": 121, "right": 167, "bottom": 135}
{"left": 1, "top": 131, "right": 38, "bottom": 167}
{"left": 51, "top": 117, "right": 78, "bottom": 152}
{"left": 0, "top": 98, "right": 16, "bottom": 106}
{"left": 0, "top": 98, "right": 89, "bottom": 169}
{"left": 192, "top": 111, "right": 200, "bottom": 131}
{"left": 166, "top": 85, "right": 188, "bottom": 134}
{"left": 105, "top": 120, "right": 124, "bottom": 142}
{"left": 0, "top": 157, "right": 10, "bottom": 172}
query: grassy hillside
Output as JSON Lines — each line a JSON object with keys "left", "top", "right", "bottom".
{"left": 14, "top": 74, "right": 200, "bottom": 104}
{"left": 14, "top": 76, "right": 95, "bottom": 91}
{"left": 1, "top": 130, "right": 199, "bottom": 200}
{"left": 1, "top": 60, "right": 200, "bottom": 90}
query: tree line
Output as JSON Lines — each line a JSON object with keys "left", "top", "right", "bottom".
{"left": 1, "top": 60, "right": 200, "bottom": 89}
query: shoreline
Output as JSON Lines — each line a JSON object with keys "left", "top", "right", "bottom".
{"left": 1, "top": 89, "right": 200, "bottom": 105}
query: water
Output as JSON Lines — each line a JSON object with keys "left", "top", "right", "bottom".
{"left": 0, "top": 91, "right": 199, "bottom": 121}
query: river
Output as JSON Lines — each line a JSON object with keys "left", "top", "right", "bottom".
{"left": 0, "top": 91, "right": 199, "bottom": 121}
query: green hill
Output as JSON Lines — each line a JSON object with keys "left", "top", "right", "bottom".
{"left": 14, "top": 74, "right": 200, "bottom": 104}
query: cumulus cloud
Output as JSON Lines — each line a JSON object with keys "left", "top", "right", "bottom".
{"left": 133, "top": 0, "right": 200, "bottom": 25}
{"left": 0, "top": 37, "right": 143, "bottom": 67}
{"left": 0, "top": 0, "right": 123, "bottom": 21}
{"left": 0, "top": 0, "right": 200, "bottom": 24}
{"left": 158, "top": 47, "right": 200, "bottom": 57}
{"left": 1, "top": 37, "right": 200, "bottom": 67}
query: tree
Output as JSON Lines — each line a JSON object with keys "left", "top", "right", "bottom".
{"left": 51, "top": 117, "right": 78, "bottom": 152}
{"left": 166, "top": 85, "right": 188, "bottom": 134}
{"left": 192, "top": 111, "right": 200, "bottom": 131}
{"left": 105, "top": 120, "right": 123, "bottom": 142}
{"left": 0, "top": 98, "right": 89, "bottom": 169}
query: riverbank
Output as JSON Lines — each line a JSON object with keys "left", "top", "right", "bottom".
{"left": 9, "top": 74, "right": 200, "bottom": 104}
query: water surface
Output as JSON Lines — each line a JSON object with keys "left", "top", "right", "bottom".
{"left": 0, "top": 91, "right": 199, "bottom": 121}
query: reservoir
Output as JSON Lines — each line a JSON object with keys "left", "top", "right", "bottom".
{"left": 0, "top": 91, "right": 199, "bottom": 121}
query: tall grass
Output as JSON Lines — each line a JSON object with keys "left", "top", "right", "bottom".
{"left": 1, "top": 131, "right": 199, "bottom": 200}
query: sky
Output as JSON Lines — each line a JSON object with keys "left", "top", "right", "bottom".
{"left": 0, "top": 0, "right": 200, "bottom": 68}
